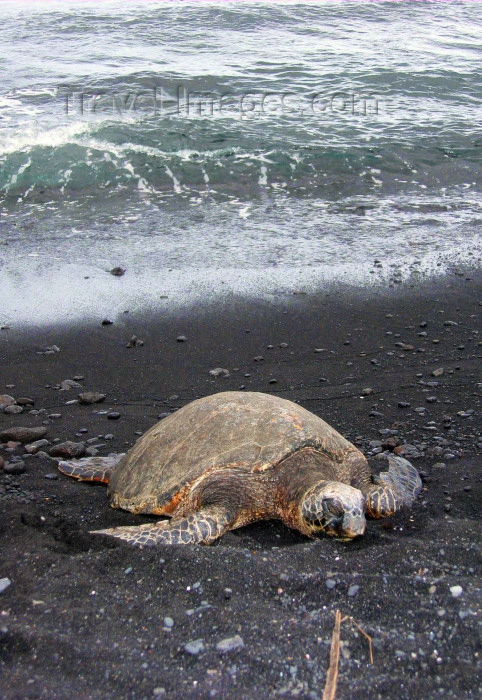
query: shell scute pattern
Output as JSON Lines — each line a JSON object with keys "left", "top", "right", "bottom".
{"left": 107, "top": 392, "right": 361, "bottom": 511}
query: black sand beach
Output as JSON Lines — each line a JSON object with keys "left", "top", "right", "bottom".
{"left": 0, "top": 271, "right": 480, "bottom": 699}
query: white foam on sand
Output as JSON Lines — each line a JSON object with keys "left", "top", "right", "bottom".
{"left": 1, "top": 189, "right": 480, "bottom": 329}
{"left": 0, "top": 251, "right": 477, "bottom": 330}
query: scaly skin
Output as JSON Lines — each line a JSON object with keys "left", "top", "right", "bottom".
{"left": 363, "top": 454, "right": 422, "bottom": 518}
{"left": 300, "top": 481, "right": 367, "bottom": 539}
{"left": 92, "top": 507, "right": 233, "bottom": 545}
{"left": 57, "top": 454, "right": 124, "bottom": 483}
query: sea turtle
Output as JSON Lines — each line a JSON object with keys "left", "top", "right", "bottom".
{"left": 57, "top": 391, "right": 422, "bottom": 545}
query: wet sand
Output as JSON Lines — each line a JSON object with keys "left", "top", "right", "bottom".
{"left": 0, "top": 271, "right": 480, "bottom": 699}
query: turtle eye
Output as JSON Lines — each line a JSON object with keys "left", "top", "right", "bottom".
{"left": 324, "top": 498, "right": 344, "bottom": 517}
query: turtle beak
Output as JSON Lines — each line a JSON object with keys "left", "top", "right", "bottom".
{"left": 340, "top": 512, "right": 366, "bottom": 539}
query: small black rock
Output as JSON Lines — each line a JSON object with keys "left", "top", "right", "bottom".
{"left": 107, "top": 412, "right": 121, "bottom": 420}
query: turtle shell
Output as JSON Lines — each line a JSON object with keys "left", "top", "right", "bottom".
{"left": 107, "top": 391, "right": 361, "bottom": 514}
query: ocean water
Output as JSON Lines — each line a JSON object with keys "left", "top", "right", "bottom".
{"left": 0, "top": 0, "right": 481, "bottom": 324}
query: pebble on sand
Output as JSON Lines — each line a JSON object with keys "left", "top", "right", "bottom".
{"left": 3, "top": 405, "right": 23, "bottom": 414}
{"left": 60, "top": 379, "right": 83, "bottom": 390}
{"left": 0, "top": 578, "right": 12, "bottom": 595}
{"left": 36, "top": 345, "right": 60, "bottom": 355}
{"left": 48, "top": 441, "right": 85, "bottom": 458}
{"left": 126, "top": 336, "right": 144, "bottom": 348}
{"left": 382, "top": 437, "right": 400, "bottom": 450}
{"left": 110, "top": 267, "right": 126, "bottom": 276}
{"left": 0, "top": 395, "right": 15, "bottom": 407}
{"left": 209, "top": 368, "right": 230, "bottom": 378}
{"left": 216, "top": 635, "right": 245, "bottom": 653}
{"left": 25, "top": 439, "right": 50, "bottom": 454}
{"left": 450, "top": 585, "right": 463, "bottom": 598}
{"left": 0, "top": 426, "right": 48, "bottom": 444}
{"left": 16, "top": 398, "right": 35, "bottom": 406}
{"left": 78, "top": 392, "right": 106, "bottom": 405}
{"left": 184, "top": 639, "right": 204, "bottom": 656}
{"left": 3, "top": 461, "right": 25, "bottom": 474}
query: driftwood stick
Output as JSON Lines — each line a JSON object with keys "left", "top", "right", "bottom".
{"left": 348, "top": 616, "right": 374, "bottom": 665}
{"left": 322, "top": 610, "right": 374, "bottom": 700}
{"left": 322, "top": 609, "right": 342, "bottom": 700}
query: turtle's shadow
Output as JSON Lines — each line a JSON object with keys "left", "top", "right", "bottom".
{"left": 213, "top": 515, "right": 415, "bottom": 553}
{"left": 210, "top": 519, "right": 391, "bottom": 551}
{"left": 219, "top": 520, "right": 307, "bottom": 549}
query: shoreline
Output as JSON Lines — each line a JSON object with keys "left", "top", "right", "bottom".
{"left": 0, "top": 271, "right": 480, "bottom": 699}
{"left": 1, "top": 241, "right": 480, "bottom": 328}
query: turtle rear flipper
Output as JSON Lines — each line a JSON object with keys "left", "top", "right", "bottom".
{"left": 364, "top": 454, "right": 422, "bottom": 519}
{"left": 91, "top": 506, "right": 234, "bottom": 545}
{"left": 57, "top": 454, "right": 124, "bottom": 484}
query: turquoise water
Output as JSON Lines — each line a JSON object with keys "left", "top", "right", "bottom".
{"left": 0, "top": 0, "right": 481, "bottom": 323}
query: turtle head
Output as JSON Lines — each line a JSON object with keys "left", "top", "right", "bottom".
{"left": 301, "top": 481, "right": 366, "bottom": 540}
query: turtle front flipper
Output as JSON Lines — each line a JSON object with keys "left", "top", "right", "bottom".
{"left": 364, "top": 454, "right": 422, "bottom": 519}
{"left": 91, "top": 506, "right": 234, "bottom": 545}
{"left": 57, "top": 454, "right": 125, "bottom": 484}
